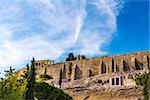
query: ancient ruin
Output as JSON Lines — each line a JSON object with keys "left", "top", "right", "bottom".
{"left": 17, "top": 50, "right": 150, "bottom": 100}
{"left": 33, "top": 51, "right": 149, "bottom": 87}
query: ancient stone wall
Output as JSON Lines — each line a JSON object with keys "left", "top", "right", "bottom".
{"left": 39, "top": 51, "right": 149, "bottom": 85}
{"left": 17, "top": 51, "right": 149, "bottom": 87}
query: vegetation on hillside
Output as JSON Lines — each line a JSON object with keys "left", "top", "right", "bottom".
{"left": 0, "top": 74, "right": 27, "bottom": 99}
{"left": 35, "top": 82, "right": 72, "bottom": 100}
{"left": 0, "top": 58, "right": 72, "bottom": 100}
{"left": 135, "top": 72, "right": 150, "bottom": 100}
{"left": 24, "top": 58, "right": 36, "bottom": 99}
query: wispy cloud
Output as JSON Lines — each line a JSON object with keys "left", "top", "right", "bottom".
{"left": 0, "top": 0, "right": 124, "bottom": 76}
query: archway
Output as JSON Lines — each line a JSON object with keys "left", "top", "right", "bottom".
{"left": 101, "top": 61, "right": 106, "bottom": 74}
{"left": 74, "top": 65, "right": 82, "bottom": 80}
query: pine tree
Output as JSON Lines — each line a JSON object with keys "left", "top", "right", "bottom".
{"left": 24, "top": 58, "right": 36, "bottom": 100}
{"left": 59, "top": 69, "right": 62, "bottom": 88}
{"left": 4, "top": 66, "right": 15, "bottom": 78}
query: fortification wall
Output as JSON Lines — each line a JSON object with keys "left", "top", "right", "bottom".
{"left": 39, "top": 51, "right": 149, "bottom": 84}
{"left": 17, "top": 51, "right": 149, "bottom": 87}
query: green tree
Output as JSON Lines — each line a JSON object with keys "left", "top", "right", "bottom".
{"left": 4, "top": 66, "right": 15, "bottom": 78}
{"left": 24, "top": 58, "right": 36, "bottom": 100}
{"left": 135, "top": 72, "right": 150, "bottom": 100}
{"left": 59, "top": 69, "right": 62, "bottom": 88}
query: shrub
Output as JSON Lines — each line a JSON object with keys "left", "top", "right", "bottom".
{"left": 135, "top": 72, "right": 150, "bottom": 100}
{"left": 39, "top": 74, "right": 53, "bottom": 81}
{"left": 34, "top": 82, "right": 72, "bottom": 100}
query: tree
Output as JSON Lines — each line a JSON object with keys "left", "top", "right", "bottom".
{"left": 4, "top": 66, "right": 15, "bottom": 78}
{"left": 69, "top": 53, "right": 74, "bottom": 58}
{"left": 59, "top": 69, "right": 62, "bottom": 88}
{"left": 135, "top": 72, "right": 150, "bottom": 100}
{"left": 66, "top": 53, "right": 75, "bottom": 61}
{"left": 24, "top": 58, "right": 36, "bottom": 100}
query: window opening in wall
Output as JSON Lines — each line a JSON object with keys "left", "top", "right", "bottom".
{"left": 116, "top": 78, "right": 119, "bottom": 85}
{"left": 107, "top": 80, "right": 109, "bottom": 83}
{"left": 123, "top": 61, "right": 130, "bottom": 72}
{"left": 112, "top": 59, "right": 115, "bottom": 72}
{"left": 89, "top": 69, "right": 93, "bottom": 77}
{"left": 120, "top": 76, "right": 123, "bottom": 85}
{"left": 135, "top": 59, "right": 143, "bottom": 70}
{"left": 116, "top": 65, "right": 119, "bottom": 72}
{"left": 112, "top": 78, "right": 114, "bottom": 85}
{"left": 74, "top": 65, "right": 82, "bottom": 80}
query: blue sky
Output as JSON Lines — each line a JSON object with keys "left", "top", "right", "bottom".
{"left": 0, "top": 0, "right": 149, "bottom": 77}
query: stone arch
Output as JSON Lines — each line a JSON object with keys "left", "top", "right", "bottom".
{"left": 101, "top": 61, "right": 106, "bottom": 74}
{"left": 74, "top": 65, "right": 82, "bottom": 80}
{"left": 88, "top": 69, "right": 94, "bottom": 77}
{"left": 62, "top": 64, "right": 66, "bottom": 79}
{"left": 135, "top": 58, "right": 143, "bottom": 70}
{"left": 123, "top": 60, "right": 130, "bottom": 72}
{"left": 116, "top": 64, "right": 119, "bottom": 72}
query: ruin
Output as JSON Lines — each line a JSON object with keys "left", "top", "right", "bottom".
{"left": 31, "top": 50, "right": 150, "bottom": 88}
{"left": 15, "top": 50, "right": 149, "bottom": 99}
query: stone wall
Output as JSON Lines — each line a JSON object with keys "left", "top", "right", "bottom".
{"left": 38, "top": 51, "right": 149, "bottom": 87}
{"left": 17, "top": 50, "right": 149, "bottom": 87}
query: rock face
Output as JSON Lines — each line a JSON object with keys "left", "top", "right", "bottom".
{"left": 17, "top": 50, "right": 149, "bottom": 100}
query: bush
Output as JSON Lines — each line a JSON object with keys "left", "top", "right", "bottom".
{"left": 39, "top": 74, "right": 53, "bottom": 81}
{"left": 135, "top": 72, "right": 150, "bottom": 100}
{"left": 34, "top": 82, "right": 72, "bottom": 100}
{"left": 0, "top": 76, "right": 72, "bottom": 100}
{"left": 0, "top": 75, "right": 27, "bottom": 100}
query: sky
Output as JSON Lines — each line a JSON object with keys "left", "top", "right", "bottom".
{"left": 0, "top": 0, "right": 149, "bottom": 77}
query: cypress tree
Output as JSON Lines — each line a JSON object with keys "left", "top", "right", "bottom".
{"left": 24, "top": 58, "right": 36, "bottom": 100}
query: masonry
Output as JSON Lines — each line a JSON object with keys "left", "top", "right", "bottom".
{"left": 32, "top": 50, "right": 149, "bottom": 88}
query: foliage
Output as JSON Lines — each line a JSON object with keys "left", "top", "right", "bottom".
{"left": 135, "top": 72, "right": 150, "bottom": 100}
{"left": 24, "top": 58, "right": 36, "bottom": 100}
{"left": 39, "top": 74, "right": 53, "bottom": 81}
{"left": 4, "top": 66, "right": 15, "bottom": 78}
{"left": 0, "top": 58, "right": 72, "bottom": 100}
{"left": 66, "top": 53, "right": 76, "bottom": 61}
{"left": 34, "top": 82, "right": 72, "bottom": 100}
{"left": 0, "top": 75, "right": 28, "bottom": 100}
{"left": 0, "top": 76, "right": 72, "bottom": 100}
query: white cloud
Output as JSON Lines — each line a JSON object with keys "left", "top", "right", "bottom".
{"left": 0, "top": 0, "right": 124, "bottom": 77}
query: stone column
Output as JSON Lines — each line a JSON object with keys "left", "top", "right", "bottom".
{"left": 106, "top": 63, "right": 109, "bottom": 74}
{"left": 143, "top": 55, "right": 149, "bottom": 71}
{"left": 120, "top": 59, "right": 124, "bottom": 72}
{"left": 110, "top": 78, "right": 112, "bottom": 86}
{"left": 131, "top": 57, "right": 136, "bottom": 71}
{"left": 71, "top": 64, "right": 76, "bottom": 81}
{"left": 99, "top": 61, "right": 102, "bottom": 76}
